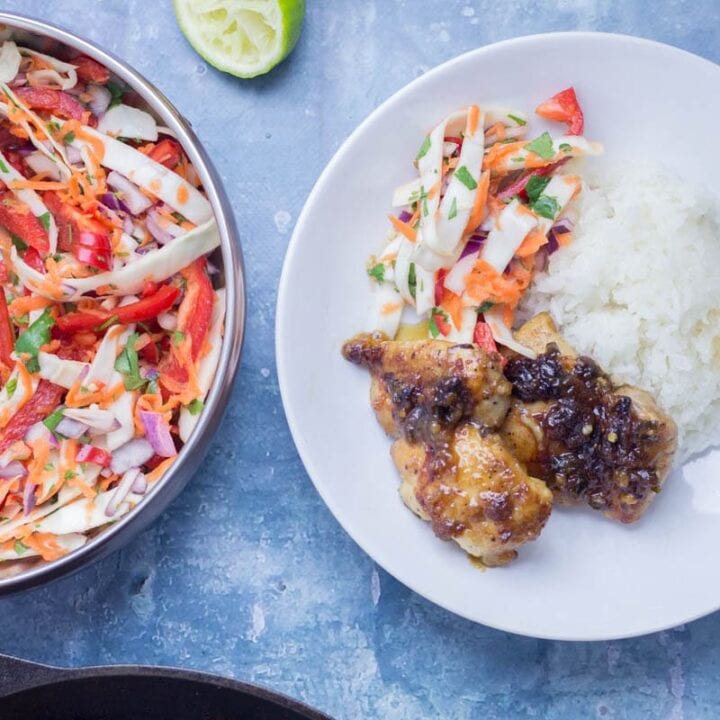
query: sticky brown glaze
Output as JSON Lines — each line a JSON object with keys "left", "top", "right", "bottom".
{"left": 504, "top": 345, "right": 676, "bottom": 522}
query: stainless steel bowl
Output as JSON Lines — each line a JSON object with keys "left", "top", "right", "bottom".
{"left": 0, "top": 13, "right": 245, "bottom": 593}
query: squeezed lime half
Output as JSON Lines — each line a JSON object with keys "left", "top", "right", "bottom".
{"left": 174, "top": 0, "right": 305, "bottom": 78}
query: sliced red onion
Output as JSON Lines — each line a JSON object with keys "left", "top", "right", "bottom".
{"left": 0, "top": 461, "right": 27, "bottom": 479}
{"left": 66, "top": 146, "right": 82, "bottom": 164}
{"left": 22, "top": 481, "right": 36, "bottom": 515}
{"left": 459, "top": 235, "right": 486, "bottom": 260}
{"left": 54, "top": 417, "right": 88, "bottom": 439}
{"left": 131, "top": 472, "right": 147, "bottom": 495}
{"left": 546, "top": 218, "right": 574, "bottom": 255}
{"left": 106, "top": 467, "right": 141, "bottom": 517}
{"left": 157, "top": 311, "right": 177, "bottom": 331}
{"left": 141, "top": 368, "right": 160, "bottom": 381}
{"left": 122, "top": 216, "right": 134, "bottom": 235}
{"left": 15, "top": 141, "right": 36, "bottom": 156}
{"left": 99, "top": 192, "right": 131, "bottom": 214}
{"left": 551, "top": 217, "right": 574, "bottom": 234}
{"left": 25, "top": 421, "right": 50, "bottom": 443}
{"left": 397, "top": 210, "right": 413, "bottom": 223}
{"left": 135, "top": 242, "right": 158, "bottom": 255}
{"left": 145, "top": 210, "right": 173, "bottom": 245}
{"left": 139, "top": 411, "right": 176, "bottom": 458}
{"left": 100, "top": 467, "right": 113, "bottom": 479}
{"left": 110, "top": 438, "right": 154, "bottom": 475}
{"left": 87, "top": 83, "right": 111, "bottom": 117}
{"left": 107, "top": 171, "right": 152, "bottom": 215}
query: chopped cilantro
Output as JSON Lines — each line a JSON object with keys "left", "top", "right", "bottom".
{"left": 525, "top": 175, "right": 552, "bottom": 204}
{"left": 172, "top": 330, "right": 186, "bottom": 346}
{"left": 106, "top": 81, "right": 124, "bottom": 108}
{"left": 525, "top": 132, "right": 555, "bottom": 160}
{"left": 38, "top": 212, "right": 51, "bottom": 231}
{"left": 43, "top": 407, "right": 64, "bottom": 433}
{"left": 43, "top": 462, "right": 55, "bottom": 472}
{"left": 408, "top": 263, "right": 417, "bottom": 300}
{"left": 63, "top": 131, "right": 76, "bottom": 145}
{"left": 511, "top": 157, "right": 525, "bottom": 163}
{"left": 14, "top": 540, "right": 27, "bottom": 556}
{"left": 559, "top": 142, "right": 572, "bottom": 152}
{"left": 448, "top": 197, "right": 458, "bottom": 220}
{"left": 0, "top": 157, "right": 9, "bottom": 173}
{"left": 531, "top": 195, "right": 561, "bottom": 220}
{"left": 5, "top": 376, "right": 17, "bottom": 398}
{"left": 507, "top": 113, "right": 527, "bottom": 126}
{"left": 15, "top": 307, "right": 54, "bottom": 373}
{"left": 477, "top": 301, "right": 494, "bottom": 314}
{"left": 454, "top": 166, "right": 477, "bottom": 190}
{"left": 10, "top": 233, "right": 26, "bottom": 252}
{"left": 187, "top": 399, "right": 204, "bottom": 416}
{"left": 367, "top": 263, "right": 385, "bottom": 283}
{"left": 171, "top": 212, "right": 188, "bottom": 223}
{"left": 114, "top": 333, "right": 146, "bottom": 391}
{"left": 63, "top": 469, "right": 76, "bottom": 480}
{"left": 416, "top": 135, "right": 431, "bottom": 161}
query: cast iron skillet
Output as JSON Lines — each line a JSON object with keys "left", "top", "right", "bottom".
{"left": 0, "top": 653, "right": 332, "bottom": 719}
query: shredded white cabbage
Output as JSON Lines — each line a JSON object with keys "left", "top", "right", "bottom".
{"left": 97, "top": 104, "right": 158, "bottom": 142}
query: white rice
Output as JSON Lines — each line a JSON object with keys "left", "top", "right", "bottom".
{"left": 521, "top": 165, "right": 720, "bottom": 461}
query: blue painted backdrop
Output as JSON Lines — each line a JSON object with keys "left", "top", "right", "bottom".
{"left": 0, "top": 1, "right": 719, "bottom": 718}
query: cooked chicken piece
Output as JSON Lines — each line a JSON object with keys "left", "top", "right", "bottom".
{"left": 343, "top": 332, "right": 550, "bottom": 564}
{"left": 502, "top": 314, "right": 677, "bottom": 523}
{"left": 392, "top": 425, "right": 552, "bottom": 566}
{"left": 342, "top": 332, "right": 512, "bottom": 439}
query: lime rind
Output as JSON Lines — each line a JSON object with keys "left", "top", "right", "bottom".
{"left": 174, "top": 0, "right": 305, "bottom": 79}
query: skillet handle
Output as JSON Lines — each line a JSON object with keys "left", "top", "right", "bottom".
{"left": 0, "top": 653, "right": 67, "bottom": 697}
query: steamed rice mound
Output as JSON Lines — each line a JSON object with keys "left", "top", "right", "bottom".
{"left": 521, "top": 166, "right": 720, "bottom": 461}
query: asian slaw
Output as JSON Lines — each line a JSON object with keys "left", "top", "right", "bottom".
{"left": 0, "top": 40, "right": 224, "bottom": 565}
{"left": 367, "top": 88, "right": 602, "bottom": 357}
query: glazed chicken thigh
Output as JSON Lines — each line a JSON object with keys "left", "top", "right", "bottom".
{"left": 342, "top": 332, "right": 552, "bottom": 565}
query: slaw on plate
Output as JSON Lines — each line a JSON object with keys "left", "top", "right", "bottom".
{"left": 367, "top": 87, "right": 602, "bottom": 357}
{"left": 0, "top": 39, "right": 224, "bottom": 564}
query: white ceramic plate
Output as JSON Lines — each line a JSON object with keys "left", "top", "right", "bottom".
{"left": 276, "top": 32, "right": 720, "bottom": 641}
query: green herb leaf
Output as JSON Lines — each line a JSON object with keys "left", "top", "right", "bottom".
{"left": 559, "top": 142, "right": 572, "bottom": 152}
{"left": 187, "top": 399, "right": 204, "bottom": 416}
{"left": 531, "top": 195, "right": 561, "bottom": 220}
{"left": 0, "top": 157, "right": 9, "bottom": 173}
{"left": 367, "top": 263, "right": 385, "bottom": 283}
{"left": 43, "top": 407, "right": 65, "bottom": 433}
{"left": 63, "top": 469, "right": 77, "bottom": 480}
{"left": 408, "top": 263, "right": 417, "bottom": 300}
{"left": 525, "top": 175, "right": 552, "bottom": 204}
{"left": 172, "top": 330, "right": 186, "bottom": 346}
{"left": 454, "top": 166, "right": 477, "bottom": 190}
{"left": 477, "top": 301, "right": 495, "bottom": 314}
{"left": 97, "top": 314, "right": 118, "bottom": 331}
{"left": 5, "top": 376, "right": 17, "bottom": 398}
{"left": 171, "top": 212, "right": 188, "bottom": 223}
{"left": 448, "top": 197, "right": 458, "bottom": 220}
{"left": 525, "top": 132, "right": 555, "bottom": 160}
{"left": 14, "top": 540, "right": 27, "bottom": 556}
{"left": 15, "top": 307, "right": 54, "bottom": 373}
{"left": 511, "top": 157, "right": 525, "bottom": 163}
{"left": 507, "top": 113, "right": 527, "bottom": 126}
{"left": 63, "top": 131, "right": 76, "bottom": 145}
{"left": 10, "top": 233, "right": 26, "bottom": 252}
{"left": 416, "top": 135, "right": 431, "bottom": 161}
{"left": 114, "top": 333, "right": 146, "bottom": 391}
{"left": 106, "top": 81, "right": 124, "bottom": 108}
{"left": 38, "top": 212, "right": 51, "bottom": 231}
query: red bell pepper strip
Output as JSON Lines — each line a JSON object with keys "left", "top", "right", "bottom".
{"left": 74, "top": 230, "right": 112, "bottom": 271}
{"left": 535, "top": 87, "right": 584, "bottom": 136}
{"left": 431, "top": 308, "right": 451, "bottom": 337}
{"left": 148, "top": 139, "right": 183, "bottom": 169}
{"left": 15, "top": 87, "right": 86, "bottom": 121}
{"left": 75, "top": 444, "right": 112, "bottom": 467}
{"left": 161, "top": 259, "right": 214, "bottom": 385}
{"left": 22, "top": 247, "right": 45, "bottom": 274}
{"left": 115, "top": 284, "right": 180, "bottom": 324}
{"left": 496, "top": 160, "right": 568, "bottom": 201}
{"left": 0, "top": 192, "right": 49, "bottom": 254}
{"left": 54, "top": 312, "right": 107, "bottom": 334}
{"left": 73, "top": 55, "right": 110, "bottom": 84}
{"left": 434, "top": 269, "right": 447, "bottom": 307}
{"left": 0, "top": 380, "right": 64, "bottom": 455}
{"left": 474, "top": 320, "right": 499, "bottom": 354}
{"left": 0, "top": 291, "right": 14, "bottom": 369}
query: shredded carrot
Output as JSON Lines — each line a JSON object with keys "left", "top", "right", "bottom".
{"left": 440, "top": 290, "right": 463, "bottom": 331}
{"left": 464, "top": 258, "right": 533, "bottom": 308}
{"left": 8, "top": 295, "right": 52, "bottom": 317}
{"left": 464, "top": 170, "right": 490, "bottom": 233}
{"left": 8, "top": 179, "right": 66, "bottom": 191}
{"left": 380, "top": 301, "right": 402, "bottom": 316}
{"left": 388, "top": 214, "right": 417, "bottom": 243}
{"left": 146, "top": 457, "right": 176, "bottom": 484}
{"left": 176, "top": 185, "right": 189, "bottom": 204}
{"left": 466, "top": 105, "right": 480, "bottom": 136}
{"left": 555, "top": 230, "right": 573, "bottom": 247}
{"left": 515, "top": 228, "right": 548, "bottom": 258}
{"left": 482, "top": 141, "right": 526, "bottom": 171}
{"left": 23, "top": 533, "right": 68, "bottom": 562}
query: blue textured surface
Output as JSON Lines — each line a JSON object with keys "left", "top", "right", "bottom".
{"left": 0, "top": 1, "right": 719, "bottom": 718}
